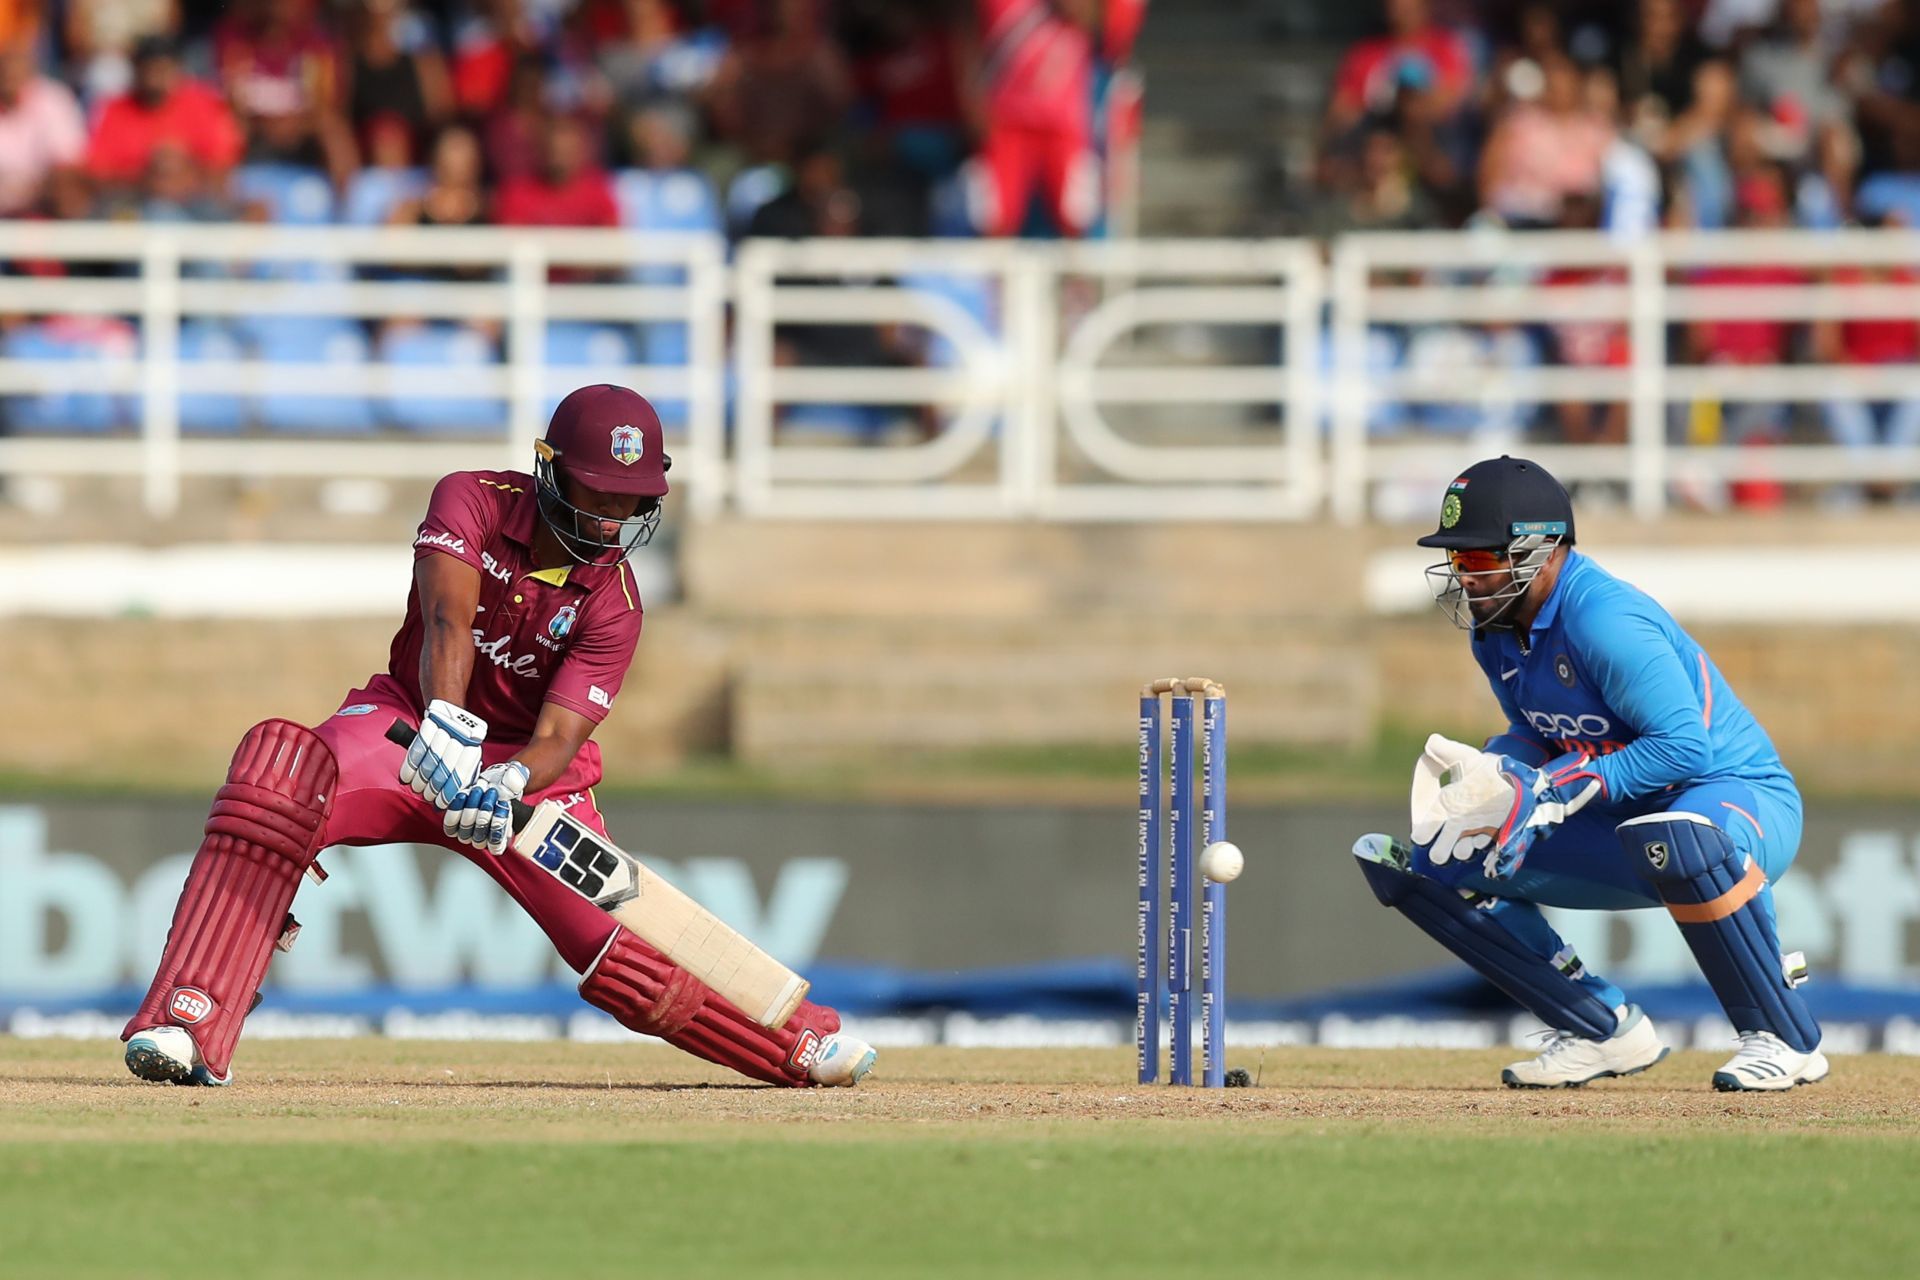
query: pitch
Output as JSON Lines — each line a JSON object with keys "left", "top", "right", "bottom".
{"left": 4, "top": 1039, "right": 1918, "bottom": 1279}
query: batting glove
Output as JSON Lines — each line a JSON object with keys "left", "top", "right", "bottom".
{"left": 444, "top": 761, "right": 529, "bottom": 856}
{"left": 399, "top": 699, "right": 487, "bottom": 810}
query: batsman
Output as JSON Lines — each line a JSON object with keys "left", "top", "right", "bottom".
{"left": 1355, "top": 456, "right": 1826, "bottom": 1091}
{"left": 122, "top": 385, "right": 876, "bottom": 1088}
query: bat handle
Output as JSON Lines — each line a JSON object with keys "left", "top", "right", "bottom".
{"left": 384, "top": 719, "right": 536, "bottom": 829}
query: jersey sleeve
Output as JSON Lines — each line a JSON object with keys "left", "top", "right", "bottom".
{"left": 412, "top": 472, "right": 495, "bottom": 573}
{"left": 1566, "top": 598, "right": 1713, "bottom": 800}
{"left": 544, "top": 567, "right": 644, "bottom": 724}
{"left": 1471, "top": 633, "right": 1554, "bottom": 764}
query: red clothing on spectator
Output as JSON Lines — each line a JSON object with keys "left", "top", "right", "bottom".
{"left": 215, "top": 17, "right": 340, "bottom": 122}
{"left": 1544, "top": 265, "right": 1630, "bottom": 367}
{"left": 979, "top": 0, "right": 1092, "bottom": 131}
{"left": 1103, "top": 0, "right": 1148, "bottom": 63}
{"left": 1831, "top": 266, "right": 1920, "bottom": 364}
{"left": 1330, "top": 27, "right": 1471, "bottom": 120}
{"left": 1692, "top": 265, "right": 1804, "bottom": 364}
{"left": 856, "top": 23, "right": 964, "bottom": 130}
{"left": 495, "top": 170, "right": 618, "bottom": 228}
{"left": 88, "top": 82, "right": 244, "bottom": 184}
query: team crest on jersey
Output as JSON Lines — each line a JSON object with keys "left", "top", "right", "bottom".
{"left": 1440, "top": 493, "right": 1463, "bottom": 528}
{"left": 610, "top": 424, "right": 644, "bottom": 466}
{"left": 1554, "top": 654, "right": 1576, "bottom": 687}
{"left": 548, "top": 603, "right": 578, "bottom": 642}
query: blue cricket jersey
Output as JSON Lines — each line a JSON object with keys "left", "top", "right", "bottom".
{"left": 1470, "top": 551, "right": 1795, "bottom": 805}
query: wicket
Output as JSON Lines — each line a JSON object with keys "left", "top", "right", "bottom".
{"left": 1136, "top": 677, "right": 1228, "bottom": 1087}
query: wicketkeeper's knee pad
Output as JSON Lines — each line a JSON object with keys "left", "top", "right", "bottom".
{"left": 124, "top": 720, "right": 336, "bottom": 1076}
{"left": 1356, "top": 851, "right": 1618, "bottom": 1040}
{"left": 1618, "top": 811, "right": 1819, "bottom": 1052}
{"left": 580, "top": 928, "right": 839, "bottom": 1087}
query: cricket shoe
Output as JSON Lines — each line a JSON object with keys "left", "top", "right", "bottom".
{"left": 1501, "top": 1005, "right": 1669, "bottom": 1088}
{"left": 1712, "top": 1032, "right": 1829, "bottom": 1092}
{"left": 808, "top": 1033, "right": 877, "bottom": 1087}
{"left": 124, "top": 1026, "right": 230, "bottom": 1087}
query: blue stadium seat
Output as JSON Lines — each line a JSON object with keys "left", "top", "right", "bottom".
{"left": 233, "top": 164, "right": 345, "bottom": 282}
{"left": 378, "top": 322, "right": 506, "bottom": 434}
{"left": 1855, "top": 174, "right": 1920, "bottom": 229}
{"left": 0, "top": 321, "right": 137, "bottom": 433}
{"left": 613, "top": 168, "right": 721, "bottom": 239}
{"left": 178, "top": 320, "right": 247, "bottom": 435}
{"left": 250, "top": 316, "right": 376, "bottom": 434}
{"left": 342, "top": 166, "right": 428, "bottom": 227}
{"left": 899, "top": 271, "right": 997, "bottom": 370}
{"left": 543, "top": 323, "right": 638, "bottom": 418}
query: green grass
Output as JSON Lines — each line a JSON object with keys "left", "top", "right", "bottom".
{"left": 4, "top": 1130, "right": 1916, "bottom": 1278}
{"left": 5, "top": 1041, "right": 1920, "bottom": 1278}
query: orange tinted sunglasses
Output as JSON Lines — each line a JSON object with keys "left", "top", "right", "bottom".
{"left": 1447, "top": 548, "right": 1510, "bottom": 574}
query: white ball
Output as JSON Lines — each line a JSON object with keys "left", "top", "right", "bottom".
{"left": 1199, "top": 841, "right": 1244, "bottom": 884}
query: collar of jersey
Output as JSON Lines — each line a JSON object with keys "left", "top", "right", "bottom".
{"left": 499, "top": 482, "right": 589, "bottom": 591}
{"left": 1525, "top": 549, "right": 1584, "bottom": 642}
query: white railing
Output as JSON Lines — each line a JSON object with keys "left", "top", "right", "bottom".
{"left": 4, "top": 222, "right": 1920, "bottom": 521}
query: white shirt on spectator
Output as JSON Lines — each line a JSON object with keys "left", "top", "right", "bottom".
{"left": 0, "top": 75, "right": 87, "bottom": 216}
{"left": 1699, "top": 0, "right": 1884, "bottom": 49}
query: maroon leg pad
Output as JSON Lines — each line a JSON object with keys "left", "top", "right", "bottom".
{"left": 579, "top": 929, "right": 841, "bottom": 1087}
{"left": 123, "top": 720, "right": 336, "bottom": 1078}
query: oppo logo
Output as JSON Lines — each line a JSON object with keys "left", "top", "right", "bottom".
{"left": 1523, "top": 710, "right": 1613, "bottom": 738}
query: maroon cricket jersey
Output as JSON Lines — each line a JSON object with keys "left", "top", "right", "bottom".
{"left": 388, "top": 469, "right": 644, "bottom": 747}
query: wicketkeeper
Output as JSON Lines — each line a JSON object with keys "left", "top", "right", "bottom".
{"left": 122, "top": 385, "right": 876, "bottom": 1088}
{"left": 1355, "top": 456, "right": 1826, "bottom": 1090}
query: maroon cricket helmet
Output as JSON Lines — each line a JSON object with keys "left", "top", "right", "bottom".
{"left": 534, "top": 385, "right": 673, "bottom": 566}
{"left": 539, "top": 384, "right": 672, "bottom": 498}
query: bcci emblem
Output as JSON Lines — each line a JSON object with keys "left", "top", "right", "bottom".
{"left": 548, "top": 603, "right": 578, "bottom": 641}
{"left": 1440, "top": 493, "right": 1463, "bottom": 529}
{"left": 1644, "top": 840, "right": 1669, "bottom": 871}
{"left": 610, "top": 423, "right": 644, "bottom": 466}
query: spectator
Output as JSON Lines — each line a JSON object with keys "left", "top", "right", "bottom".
{"left": 483, "top": 55, "right": 550, "bottom": 183}
{"left": 394, "top": 123, "right": 489, "bottom": 233}
{"left": 89, "top": 36, "right": 244, "bottom": 195}
{"left": 1324, "top": 0, "right": 1473, "bottom": 140}
{"left": 495, "top": 111, "right": 618, "bottom": 228}
{"left": 65, "top": 0, "right": 183, "bottom": 106}
{"left": 345, "top": 0, "right": 453, "bottom": 164}
{"left": 1305, "top": 125, "right": 1443, "bottom": 236}
{"left": 1814, "top": 213, "right": 1920, "bottom": 504}
{"left": 846, "top": 1, "right": 968, "bottom": 184}
{"left": 1479, "top": 53, "right": 1615, "bottom": 227}
{"left": 1619, "top": 0, "right": 1737, "bottom": 166}
{"left": 1740, "top": 0, "right": 1850, "bottom": 168}
{"left": 451, "top": 0, "right": 551, "bottom": 119}
{"left": 597, "top": 0, "right": 728, "bottom": 116}
{"left": 0, "top": 0, "right": 38, "bottom": 50}
{"left": 0, "top": 41, "right": 88, "bottom": 219}
{"left": 99, "top": 140, "right": 250, "bottom": 223}
{"left": 963, "top": 0, "right": 1099, "bottom": 237}
{"left": 707, "top": 0, "right": 851, "bottom": 168}
{"left": 1541, "top": 191, "right": 1630, "bottom": 445}
{"left": 214, "top": 0, "right": 356, "bottom": 186}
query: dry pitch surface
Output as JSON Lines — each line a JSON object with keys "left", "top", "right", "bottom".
{"left": 4, "top": 1039, "right": 1920, "bottom": 1278}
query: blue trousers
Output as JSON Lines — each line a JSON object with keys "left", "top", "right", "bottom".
{"left": 1449, "top": 779, "right": 1803, "bottom": 1014}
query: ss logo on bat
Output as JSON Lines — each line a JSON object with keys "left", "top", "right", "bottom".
{"left": 533, "top": 823, "right": 621, "bottom": 901}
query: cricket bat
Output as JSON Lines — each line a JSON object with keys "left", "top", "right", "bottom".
{"left": 386, "top": 721, "right": 809, "bottom": 1027}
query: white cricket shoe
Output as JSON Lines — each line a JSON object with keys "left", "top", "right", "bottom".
{"left": 124, "top": 1026, "right": 229, "bottom": 1087}
{"left": 1501, "top": 1005, "right": 1669, "bottom": 1089}
{"left": 808, "top": 1033, "right": 877, "bottom": 1087}
{"left": 1712, "top": 1032, "right": 1829, "bottom": 1092}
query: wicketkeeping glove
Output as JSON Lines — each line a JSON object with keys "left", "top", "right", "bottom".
{"left": 1420, "top": 750, "right": 1604, "bottom": 883}
{"left": 399, "top": 699, "right": 487, "bottom": 810}
{"left": 443, "top": 761, "right": 530, "bottom": 856}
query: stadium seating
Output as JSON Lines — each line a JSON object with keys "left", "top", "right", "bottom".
{"left": 377, "top": 322, "right": 506, "bottom": 434}
{"left": 0, "top": 319, "right": 138, "bottom": 433}
{"left": 249, "top": 316, "right": 377, "bottom": 434}
{"left": 177, "top": 320, "right": 247, "bottom": 435}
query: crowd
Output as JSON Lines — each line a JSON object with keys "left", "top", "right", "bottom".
{"left": 0, "top": 0, "right": 1146, "bottom": 241}
{"left": 1304, "top": 0, "right": 1920, "bottom": 504}
{"left": 0, "top": 0, "right": 1146, "bottom": 437}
